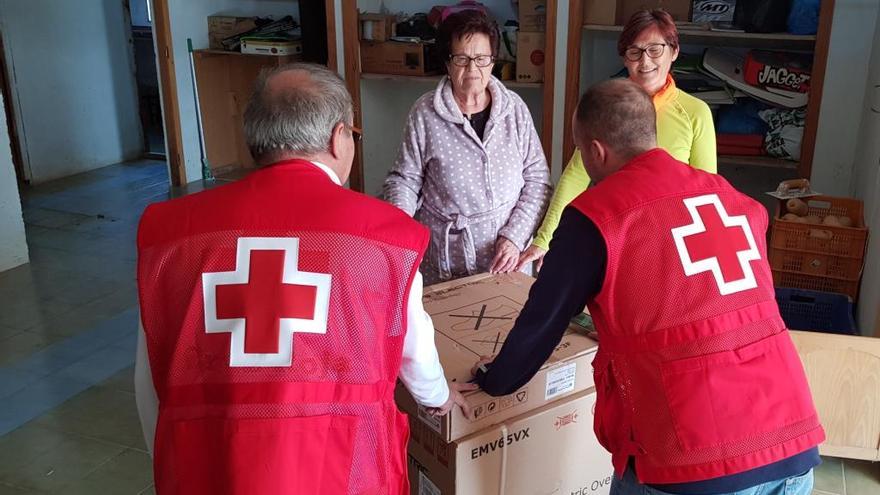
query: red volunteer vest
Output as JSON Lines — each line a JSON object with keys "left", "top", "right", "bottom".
{"left": 571, "top": 149, "right": 824, "bottom": 484}
{"left": 137, "top": 160, "right": 429, "bottom": 495}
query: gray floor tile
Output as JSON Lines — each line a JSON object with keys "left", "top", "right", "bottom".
{"left": 842, "top": 459, "right": 880, "bottom": 495}
{"left": 815, "top": 456, "right": 845, "bottom": 494}
{"left": 60, "top": 448, "right": 153, "bottom": 495}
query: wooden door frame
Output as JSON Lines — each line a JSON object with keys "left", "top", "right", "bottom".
{"left": 151, "top": 0, "right": 186, "bottom": 186}
{"left": 540, "top": 0, "right": 557, "bottom": 166}
{"left": 563, "top": 0, "right": 583, "bottom": 162}
{"left": 0, "top": 30, "right": 26, "bottom": 184}
{"left": 341, "top": 0, "right": 363, "bottom": 192}
{"left": 799, "top": 0, "right": 835, "bottom": 180}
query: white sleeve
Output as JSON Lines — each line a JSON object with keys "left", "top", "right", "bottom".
{"left": 135, "top": 319, "right": 159, "bottom": 456}
{"left": 398, "top": 271, "right": 450, "bottom": 407}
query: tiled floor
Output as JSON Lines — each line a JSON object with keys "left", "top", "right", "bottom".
{"left": 0, "top": 160, "right": 877, "bottom": 494}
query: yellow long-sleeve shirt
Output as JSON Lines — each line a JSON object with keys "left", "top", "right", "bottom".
{"left": 532, "top": 76, "right": 717, "bottom": 250}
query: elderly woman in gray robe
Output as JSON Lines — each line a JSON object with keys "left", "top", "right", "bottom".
{"left": 383, "top": 10, "right": 551, "bottom": 285}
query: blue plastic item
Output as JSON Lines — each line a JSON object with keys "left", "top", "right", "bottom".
{"left": 788, "top": 0, "right": 820, "bottom": 35}
{"left": 775, "top": 288, "right": 857, "bottom": 335}
{"left": 716, "top": 99, "right": 771, "bottom": 135}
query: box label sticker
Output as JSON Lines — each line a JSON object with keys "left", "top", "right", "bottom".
{"left": 417, "top": 406, "right": 442, "bottom": 434}
{"left": 545, "top": 362, "right": 576, "bottom": 400}
{"left": 418, "top": 470, "right": 441, "bottom": 495}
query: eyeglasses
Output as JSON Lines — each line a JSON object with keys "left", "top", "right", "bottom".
{"left": 624, "top": 43, "right": 667, "bottom": 62}
{"left": 448, "top": 54, "right": 495, "bottom": 67}
{"left": 344, "top": 123, "right": 363, "bottom": 143}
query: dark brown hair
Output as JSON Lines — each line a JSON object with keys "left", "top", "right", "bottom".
{"left": 617, "top": 9, "right": 679, "bottom": 57}
{"left": 436, "top": 10, "right": 499, "bottom": 69}
{"left": 575, "top": 79, "right": 656, "bottom": 157}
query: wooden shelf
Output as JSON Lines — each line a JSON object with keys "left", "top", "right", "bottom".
{"left": 194, "top": 49, "right": 301, "bottom": 59}
{"left": 718, "top": 155, "right": 799, "bottom": 169}
{"left": 583, "top": 24, "right": 817, "bottom": 49}
{"left": 359, "top": 72, "right": 544, "bottom": 89}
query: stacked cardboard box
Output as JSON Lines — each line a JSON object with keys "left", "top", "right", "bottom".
{"left": 517, "top": 0, "right": 546, "bottom": 83}
{"left": 207, "top": 15, "right": 257, "bottom": 50}
{"left": 396, "top": 273, "right": 611, "bottom": 494}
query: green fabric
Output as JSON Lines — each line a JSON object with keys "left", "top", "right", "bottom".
{"left": 531, "top": 87, "right": 716, "bottom": 250}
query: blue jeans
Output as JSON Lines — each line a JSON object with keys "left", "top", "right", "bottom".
{"left": 610, "top": 468, "right": 814, "bottom": 495}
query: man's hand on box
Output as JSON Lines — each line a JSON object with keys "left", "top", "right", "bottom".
{"left": 425, "top": 381, "right": 478, "bottom": 419}
{"left": 470, "top": 356, "right": 494, "bottom": 378}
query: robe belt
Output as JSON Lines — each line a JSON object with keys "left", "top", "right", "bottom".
{"left": 421, "top": 200, "right": 516, "bottom": 281}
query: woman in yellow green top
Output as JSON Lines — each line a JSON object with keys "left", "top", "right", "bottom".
{"left": 517, "top": 9, "right": 718, "bottom": 271}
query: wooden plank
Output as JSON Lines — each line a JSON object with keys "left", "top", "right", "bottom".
{"left": 325, "top": 0, "right": 338, "bottom": 72}
{"left": 584, "top": 24, "right": 817, "bottom": 43}
{"left": 800, "top": 0, "right": 835, "bottom": 180}
{"left": 790, "top": 330, "right": 880, "bottom": 459}
{"left": 563, "top": 0, "right": 584, "bottom": 162}
{"left": 717, "top": 155, "right": 799, "bottom": 170}
{"left": 540, "top": 0, "right": 557, "bottom": 167}
{"left": 341, "top": 0, "right": 363, "bottom": 192}
{"left": 152, "top": 0, "right": 186, "bottom": 186}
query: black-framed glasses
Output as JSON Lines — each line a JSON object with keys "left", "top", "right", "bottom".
{"left": 624, "top": 43, "right": 667, "bottom": 62}
{"left": 344, "top": 123, "right": 363, "bottom": 143}
{"left": 448, "top": 54, "right": 495, "bottom": 67}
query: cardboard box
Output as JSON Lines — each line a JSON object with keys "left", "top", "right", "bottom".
{"left": 208, "top": 15, "right": 257, "bottom": 50}
{"left": 396, "top": 273, "right": 598, "bottom": 442}
{"left": 519, "top": 0, "right": 547, "bottom": 31}
{"left": 617, "top": 0, "right": 692, "bottom": 24}
{"left": 516, "top": 32, "right": 546, "bottom": 83}
{"left": 240, "top": 39, "right": 302, "bottom": 56}
{"left": 584, "top": 0, "right": 619, "bottom": 25}
{"left": 408, "top": 388, "right": 613, "bottom": 495}
{"left": 360, "top": 40, "right": 439, "bottom": 76}
{"left": 359, "top": 13, "right": 397, "bottom": 42}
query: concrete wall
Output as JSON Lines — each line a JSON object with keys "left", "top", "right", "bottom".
{"left": 851, "top": 6, "right": 880, "bottom": 336}
{"left": 0, "top": 0, "right": 143, "bottom": 183}
{"left": 165, "top": 0, "right": 299, "bottom": 183}
{"left": 810, "top": 0, "right": 880, "bottom": 196}
{"left": 0, "top": 92, "right": 29, "bottom": 271}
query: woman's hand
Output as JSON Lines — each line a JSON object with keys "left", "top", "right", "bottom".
{"left": 516, "top": 244, "right": 547, "bottom": 273}
{"left": 490, "top": 237, "right": 520, "bottom": 274}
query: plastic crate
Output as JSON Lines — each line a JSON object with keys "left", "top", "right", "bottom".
{"left": 768, "top": 248, "right": 864, "bottom": 280}
{"left": 772, "top": 270, "right": 861, "bottom": 299}
{"left": 771, "top": 195, "right": 868, "bottom": 259}
{"left": 775, "top": 288, "right": 857, "bottom": 335}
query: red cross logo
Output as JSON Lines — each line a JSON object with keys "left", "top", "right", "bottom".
{"left": 202, "top": 237, "right": 331, "bottom": 367}
{"left": 670, "top": 194, "right": 760, "bottom": 295}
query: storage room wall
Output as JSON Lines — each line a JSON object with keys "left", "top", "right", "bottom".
{"left": 166, "top": 0, "right": 300, "bottom": 184}
{"left": 810, "top": 0, "right": 879, "bottom": 196}
{"left": 0, "top": 0, "right": 143, "bottom": 183}
{"left": 851, "top": 4, "right": 880, "bottom": 336}
{"left": 0, "top": 91, "right": 28, "bottom": 271}
{"left": 356, "top": 0, "right": 545, "bottom": 196}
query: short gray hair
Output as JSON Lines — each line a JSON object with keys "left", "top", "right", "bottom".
{"left": 244, "top": 63, "right": 353, "bottom": 163}
{"left": 575, "top": 78, "right": 656, "bottom": 157}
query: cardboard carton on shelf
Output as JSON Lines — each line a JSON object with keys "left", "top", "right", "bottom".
{"left": 519, "top": 0, "right": 547, "bottom": 31}
{"left": 208, "top": 14, "right": 257, "bottom": 50}
{"left": 408, "top": 388, "right": 613, "bottom": 495}
{"left": 396, "top": 273, "right": 598, "bottom": 442}
{"left": 360, "top": 40, "right": 440, "bottom": 76}
{"left": 516, "top": 31, "right": 546, "bottom": 83}
{"left": 359, "top": 13, "right": 397, "bottom": 42}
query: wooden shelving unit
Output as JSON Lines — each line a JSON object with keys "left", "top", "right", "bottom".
{"left": 564, "top": 0, "right": 836, "bottom": 178}
{"left": 341, "top": 0, "right": 557, "bottom": 193}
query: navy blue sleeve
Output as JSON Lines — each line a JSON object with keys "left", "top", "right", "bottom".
{"left": 476, "top": 207, "right": 606, "bottom": 396}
